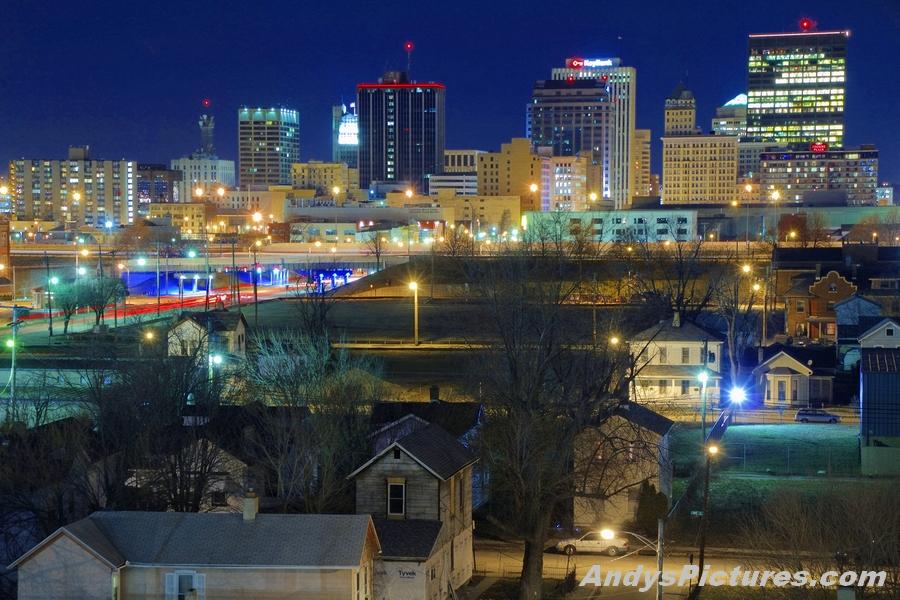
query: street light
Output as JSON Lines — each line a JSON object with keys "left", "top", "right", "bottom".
{"left": 609, "top": 336, "right": 620, "bottom": 346}
{"left": 252, "top": 211, "right": 263, "bottom": 223}
{"left": 409, "top": 281, "right": 419, "bottom": 345}
{"left": 216, "top": 187, "right": 225, "bottom": 197}
{"left": 404, "top": 188, "right": 414, "bottom": 199}
{"left": 332, "top": 185, "right": 341, "bottom": 197}
{"left": 741, "top": 263, "right": 751, "bottom": 274}
{"left": 729, "top": 387, "right": 746, "bottom": 404}
{"left": 698, "top": 370, "right": 709, "bottom": 439}
{"left": 529, "top": 183, "right": 538, "bottom": 193}
{"left": 194, "top": 186, "right": 204, "bottom": 198}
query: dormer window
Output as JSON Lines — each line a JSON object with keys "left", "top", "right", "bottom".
{"left": 387, "top": 478, "right": 406, "bottom": 518}
{"left": 393, "top": 448, "right": 401, "bottom": 460}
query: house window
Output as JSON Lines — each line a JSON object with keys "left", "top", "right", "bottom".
{"left": 796, "top": 300, "right": 805, "bottom": 313}
{"left": 393, "top": 448, "right": 401, "bottom": 460}
{"left": 658, "top": 346, "right": 667, "bottom": 364}
{"left": 165, "top": 571, "right": 205, "bottom": 600}
{"left": 681, "top": 380, "right": 690, "bottom": 395}
{"left": 387, "top": 481, "right": 405, "bottom": 517}
{"left": 659, "top": 379, "right": 669, "bottom": 393}
{"left": 681, "top": 347, "right": 690, "bottom": 364}
{"left": 887, "top": 328, "right": 895, "bottom": 337}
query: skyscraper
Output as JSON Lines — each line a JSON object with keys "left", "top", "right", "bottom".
{"left": 357, "top": 71, "right": 445, "bottom": 192}
{"left": 198, "top": 115, "right": 216, "bottom": 158}
{"left": 332, "top": 103, "right": 359, "bottom": 168}
{"left": 530, "top": 57, "right": 636, "bottom": 209}
{"left": 238, "top": 107, "right": 299, "bottom": 188}
{"left": 527, "top": 78, "right": 609, "bottom": 202}
{"left": 746, "top": 24, "right": 849, "bottom": 148}
{"left": 661, "top": 86, "right": 738, "bottom": 206}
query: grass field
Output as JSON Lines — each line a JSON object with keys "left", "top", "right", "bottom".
{"left": 670, "top": 423, "right": 860, "bottom": 476}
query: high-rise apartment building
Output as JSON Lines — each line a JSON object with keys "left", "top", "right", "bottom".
{"left": 539, "top": 57, "right": 636, "bottom": 209}
{"left": 545, "top": 152, "right": 599, "bottom": 211}
{"left": 746, "top": 26, "right": 849, "bottom": 147}
{"left": 759, "top": 145, "right": 878, "bottom": 206}
{"left": 9, "top": 146, "right": 135, "bottom": 227}
{"left": 332, "top": 103, "right": 359, "bottom": 168}
{"left": 477, "top": 138, "right": 546, "bottom": 212}
{"left": 357, "top": 71, "right": 445, "bottom": 192}
{"left": 238, "top": 107, "right": 299, "bottom": 188}
{"left": 661, "top": 86, "right": 738, "bottom": 206}
{"left": 631, "top": 129, "right": 653, "bottom": 197}
{"left": 712, "top": 94, "right": 748, "bottom": 137}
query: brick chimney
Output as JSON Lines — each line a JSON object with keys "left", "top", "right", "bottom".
{"left": 672, "top": 312, "right": 682, "bottom": 328}
{"left": 243, "top": 490, "right": 258, "bottom": 522}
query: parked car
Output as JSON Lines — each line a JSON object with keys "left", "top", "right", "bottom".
{"left": 554, "top": 531, "right": 630, "bottom": 556}
{"left": 794, "top": 408, "right": 841, "bottom": 424}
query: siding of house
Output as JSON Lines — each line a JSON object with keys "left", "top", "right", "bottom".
{"left": 121, "top": 566, "right": 357, "bottom": 599}
{"left": 17, "top": 534, "right": 114, "bottom": 600}
{"left": 354, "top": 450, "right": 439, "bottom": 520}
{"left": 860, "top": 324, "right": 900, "bottom": 349}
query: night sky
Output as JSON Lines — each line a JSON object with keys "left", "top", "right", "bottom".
{"left": 2, "top": 0, "right": 899, "bottom": 181}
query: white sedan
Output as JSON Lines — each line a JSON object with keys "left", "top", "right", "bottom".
{"left": 555, "top": 531, "right": 630, "bottom": 556}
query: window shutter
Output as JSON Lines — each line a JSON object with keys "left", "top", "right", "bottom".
{"left": 164, "top": 573, "right": 177, "bottom": 600}
{"left": 194, "top": 573, "right": 207, "bottom": 600}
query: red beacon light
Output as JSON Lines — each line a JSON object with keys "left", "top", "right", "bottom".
{"left": 799, "top": 17, "right": 815, "bottom": 32}
{"left": 201, "top": 98, "right": 212, "bottom": 108}
{"left": 404, "top": 41, "right": 414, "bottom": 52}
{"left": 565, "top": 75, "right": 575, "bottom": 85}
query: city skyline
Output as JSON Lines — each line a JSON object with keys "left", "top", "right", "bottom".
{"left": 1, "top": 0, "right": 898, "bottom": 182}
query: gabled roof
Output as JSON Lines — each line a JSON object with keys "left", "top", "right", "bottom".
{"left": 631, "top": 319, "right": 722, "bottom": 343}
{"left": 858, "top": 318, "right": 900, "bottom": 342}
{"left": 610, "top": 401, "right": 674, "bottom": 437}
{"left": 348, "top": 423, "right": 477, "bottom": 481}
{"left": 174, "top": 310, "right": 246, "bottom": 333}
{"left": 862, "top": 348, "right": 900, "bottom": 373}
{"left": 756, "top": 344, "right": 837, "bottom": 374}
{"left": 833, "top": 294, "right": 882, "bottom": 309}
{"left": 11, "top": 512, "right": 376, "bottom": 570}
{"left": 373, "top": 518, "right": 442, "bottom": 560}
{"left": 370, "top": 401, "right": 482, "bottom": 438}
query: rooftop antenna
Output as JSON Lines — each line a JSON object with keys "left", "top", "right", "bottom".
{"left": 404, "top": 41, "right": 414, "bottom": 78}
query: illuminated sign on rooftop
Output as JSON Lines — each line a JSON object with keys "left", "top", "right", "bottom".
{"left": 565, "top": 57, "right": 616, "bottom": 69}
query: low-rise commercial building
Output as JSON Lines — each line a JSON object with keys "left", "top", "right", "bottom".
{"left": 759, "top": 146, "right": 879, "bottom": 206}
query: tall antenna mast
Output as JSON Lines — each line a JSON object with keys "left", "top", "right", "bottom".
{"left": 404, "top": 41, "right": 414, "bottom": 77}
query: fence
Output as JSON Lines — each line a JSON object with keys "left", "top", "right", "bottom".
{"left": 716, "top": 443, "right": 859, "bottom": 476}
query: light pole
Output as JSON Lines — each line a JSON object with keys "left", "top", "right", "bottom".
{"left": 743, "top": 183, "right": 753, "bottom": 250}
{"left": 695, "top": 443, "right": 720, "bottom": 594}
{"left": 251, "top": 239, "right": 261, "bottom": 328}
{"left": 698, "top": 370, "right": 709, "bottom": 440}
{"left": 409, "top": 281, "right": 419, "bottom": 345}
{"left": 178, "top": 275, "right": 185, "bottom": 309}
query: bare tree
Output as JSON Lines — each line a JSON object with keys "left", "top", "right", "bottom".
{"left": 714, "top": 265, "right": 760, "bottom": 390}
{"left": 364, "top": 231, "right": 386, "bottom": 270}
{"left": 53, "top": 281, "right": 88, "bottom": 334}
{"left": 83, "top": 277, "right": 125, "bottom": 325}
{"left": 464, "top": 248, "right": 659, "bottom": 600}
{"left": 627, "top": 230, "right": 722, "bottom": 322}
{"left": 740, "top": 484, "right": 900, "bottom": 599}
{"left": 439, "top": 223, "right": 474, "bottom": 257}
{"left": 238, "top": 330, "right": 382, "bottom": 513}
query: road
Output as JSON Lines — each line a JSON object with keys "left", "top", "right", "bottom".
{"left": 473, "top": 538, "right": 748, "bottom": 599}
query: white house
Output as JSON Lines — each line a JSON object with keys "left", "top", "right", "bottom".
{"left": 753, "top": 345, "right": 836, "bottom": 407}
{"left": 629, "top": 314, "right": 724, "bottom": 407}
{"left": 859, "top": 318, "right": 900, "bottom": 350}
{"left": 167, "top": 310, "right": 247, "bottom": 360}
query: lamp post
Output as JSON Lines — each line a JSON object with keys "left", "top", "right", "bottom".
{"left": 251, "top": 239, "right": 261, "bottom": 328}
{"left": 695, "top": 443, "right": 720, "bottom": 594}
{"left": 409, "top": 281, "right": 419, "bottom": 345}
{"left": 769, "top": 190, "right": 781, "bottom": 245}
{"left": 698, "top": 370, "right": 709, "bottom": 440}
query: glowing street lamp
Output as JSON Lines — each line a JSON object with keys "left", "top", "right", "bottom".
{"left": 409, "top": 281, "right": 419, "bottom": 345}
{"left": 741, "top": 263, "right": 751, "bottom": 274}
{"left": 332, "top": 186, "right": 341, "bottom": 196}
{"left": 252, "top": 212, "right": 263, "bottom": 223}
{"left": 194, "top": 186, "right": 204, "bottom": 198}
{"left": 216, "top": 187, "right": 225, "bottom": 197}
{"left": 609, "top": 336, "right": 620, "bottom": 346}
{"left": 404, "top": 189, "right": 414, "bottom": 199}
{"left": 729, "top": 387, "right": 746, "bottom": 405}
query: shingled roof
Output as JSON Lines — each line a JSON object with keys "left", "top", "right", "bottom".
{"left": 11, "top": 512, "right": 376, "bottom": 570}
{"left": 349, "top": 423, "right": 477, "bottom": 482}
{"left": 631, "top": 318, "right": 722, "bottom": 343}
{"left": 370, "top": 401, "right": 482, "bottom": 438}
{"left": 373, "top": 518, "right": 443, "bottom": 560}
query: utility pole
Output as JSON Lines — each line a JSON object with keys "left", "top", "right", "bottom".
{"left": 10, "top": 306, "right": 19, "bottom": 409}
{"left": 231, "top": 240, "right": 240, "bottom": 312}
{"left": 204, "top": 229, "right": 210, "bottom": 311}
{"left": 44, "top": 252, "right": 53, "bottom": 338}
{"left": 156, "top": 238, "right": 161, "bottom": 316}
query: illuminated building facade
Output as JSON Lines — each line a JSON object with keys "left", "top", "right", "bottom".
{"left": 291, "top": 161, "right": 360, "bottom": 198}
{"left": 549, "top": 57, "right": 636, "bottom": 209}
{"left": 357, "top": 71, "right": 446, "bottom": 191}
{"left": 631, "top": 129, "right": 653, "bottom": 198}
{"left": 712, "top": 94, "right": 748, "bottom": 137}
{"left": 136, "top": 164, "right": 182, "bottom": 217}
{"left": 661, "top": 86, "right": 738, "bottom": 206}
{"left": 759, "top": 145, "right": 879, "bottom": 206}
{"left": 477, "top": 138, "right": 546, "bottom": 212}
{"left": 9, "top": 146, "right": 135, "bottom": 228}
{"left": 746, "top": 28, "right": 849, "bottom": 147}
{"left": 332, "top": 103, "right": 359, "bottom": 168}
{"left": 238, "top": 107, "right": 299, "bottom": 188}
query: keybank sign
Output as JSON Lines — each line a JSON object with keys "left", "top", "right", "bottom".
{"left": 565, "top": 57, "right": 615, "bottom": 69}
